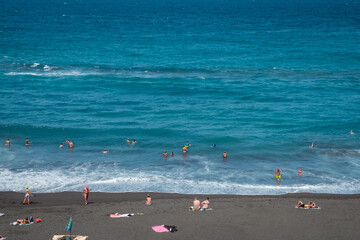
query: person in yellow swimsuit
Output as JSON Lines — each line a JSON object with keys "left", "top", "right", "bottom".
{"left": 274, "top": 168, "right": 282, "bottom": 182}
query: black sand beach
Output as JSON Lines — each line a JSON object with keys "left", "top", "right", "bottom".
{"left": 0, "top": 192, "right": 359, "bottom": 240}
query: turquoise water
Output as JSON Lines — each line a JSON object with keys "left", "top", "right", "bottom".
{"left": 1, "top": 0, "right": 360, "bottom": 194}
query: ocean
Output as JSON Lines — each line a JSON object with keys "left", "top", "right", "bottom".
{"left": 1, "top": 0, "right": 359, "bottom": 194}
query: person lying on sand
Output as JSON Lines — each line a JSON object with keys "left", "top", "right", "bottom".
{"left": 296, "top": 201, "right": 305, "bottom": 208}
{"left": 189, "top": 197, "right": 201, "bottom": 211}
{"left": 305, "top": 201, "right": 317, "bottom": 209}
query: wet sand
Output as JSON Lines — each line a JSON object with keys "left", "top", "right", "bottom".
{"left": 0, "top": 192, "right": 359, "bottom": 240}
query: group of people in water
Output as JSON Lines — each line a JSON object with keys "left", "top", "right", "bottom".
{"left": 59, "top": 139, "right": 74, "bottom": 149}
{"left": 274, "top": 168, "right": 304, "bottom": 183}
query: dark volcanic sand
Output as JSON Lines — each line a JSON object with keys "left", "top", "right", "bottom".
{"left": 0, "top": 192, "right": 359, "bottom": 240}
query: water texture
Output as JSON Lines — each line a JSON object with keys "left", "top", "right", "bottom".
{"left": 0, "top": 0, "right": 359, "bottom": 194}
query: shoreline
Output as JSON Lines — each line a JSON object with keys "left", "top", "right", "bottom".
{"left": 0, "top": 191, "right": 360, "bottom": 208}
{"left": 1, "top": 191, "right": 360, "bottom": 208}
{"left": 1, "top": 191, "right": 360, "bottom": 239}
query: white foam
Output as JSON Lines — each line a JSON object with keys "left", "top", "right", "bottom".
{"left": 4, "top": 70, "right": 100, "bottom": 77}
{"left": 31, "top": 63, "right": 40, "bottom": 68}
{"left": 1, "top": 167, "right": 359, "bottom": 194}
{"left": 43, "top": 65, "right": 51, "bottom": 71}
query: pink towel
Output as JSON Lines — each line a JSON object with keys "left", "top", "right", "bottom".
{"left": 152, "top": 225, "right": 170, "bottom": 233}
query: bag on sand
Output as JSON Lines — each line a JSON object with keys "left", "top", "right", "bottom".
{"left": 164, "top": 225, "right": 178, "bottom": 232}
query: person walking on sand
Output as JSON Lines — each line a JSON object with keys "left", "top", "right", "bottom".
{"left": 274, "top": 168, "right": 282, "bottom": 182}
{"left": 83, "top": 185, "right": 90, "bottom": 205}
{"left": 146, "top": 194, "right": 152, "bottom": 205}
{"left": 23, "top": 187, "right": 34, "bottom": 205}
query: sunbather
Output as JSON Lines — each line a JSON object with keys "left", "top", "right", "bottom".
{"left": 201, "top": 197, "right": 210, "bottom": 210}
{"left": 296, "top": 201, "right": 305, "bottom": 208}
{"left": 189, "top": 197, "right": 201, "bottom": 211}
{"left": 146, "top": 194, "right": 151, "bottom": 205}
{"left": 305, "top": 201, "right": 316, "bottom": 209}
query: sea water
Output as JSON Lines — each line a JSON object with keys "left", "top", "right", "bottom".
{"left": 0, "top": 0, "right": 359, "bottom": 194}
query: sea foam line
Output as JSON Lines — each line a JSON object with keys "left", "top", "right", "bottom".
{"left": 2, "top": 168, "right": 359, "bottom": 195}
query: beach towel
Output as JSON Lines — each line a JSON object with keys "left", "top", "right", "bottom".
{"left": 10, "top": 222, "right": 34, "bottom": 226}
{"left": 110, "top": 213, "right": 134, "bottom": 218}
{"left": 152, "top": 225, "right": 170, "bottom": 233}
{"left": 200, "top": 208, "right": 213, "bottom": 211}
{"left": 52, "top": 235, "right": 88, "bottom": 240}
{"left": 296, "top": 206, "right": 321, "bottom": 210}
{"left": 110, "top": 213, "right": 143, "bottom": 218}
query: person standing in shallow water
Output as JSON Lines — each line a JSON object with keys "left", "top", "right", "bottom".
{"left": 5, "top": 139, "right": 10, "bottom": 146}
{"left": 83, "top": 185, "right": 90, "bottom": 205}
{"left": 182, "top": 145, "right": 187, "bottom": 153}
{"left": 163, "top": 151, "right": 168, "bottom": 158}
{"left": 25, "top": 138, "right": 30, "bottom": 146}
{"left": 274, "top": 168, "right": 282, "bottom": 183}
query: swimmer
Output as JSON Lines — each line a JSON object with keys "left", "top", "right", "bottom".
{"left": 69, "top": 141, "right": 74, "bottom": 148}
{"left": 59, "top": 144, "right": 64, "bottom": 148}
{"left": 103, "top": 150, "right": 108, "bottom": 154}
{"left": 5, "top": 139, "right": 10, "bottom": 146}
{"left": 182, "top": 145, "right": 187, "bottom": 153}
{"left": 171, "top": 152, "right": 174, "bottom": 157}
{"left": 164, "top": 151, "right": 168, "bottom": 158}
{"left": 298, "top": 168, "right": 303, "bottom": 175}
{"left": 349, "top": 130, "right": 355, "bottom": 135}
{"left": 25, "top": 138, "right": 30, "bottom": 146}
{"left": 274, "top": 168, "right": 282, "bottom": 182}
{"left": 309, "top": 142, "right": 314, "bottom": 148}
{"left": 212, "top": 142, "right": 216, "bottom": 148}
{"left": 66, "top": 139, "right": 69, "bottom": 145}
{"left": 222, "top": 152, "right": 227, "bottom": 159}
{"left": 126, "top": 138, "right": 130, "bottom": 143}
{"left": 132, "top": 139, "right": 136, "bottom": 145}
{"left": 185, "top": 141, "right": 191, "bottom": 148}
